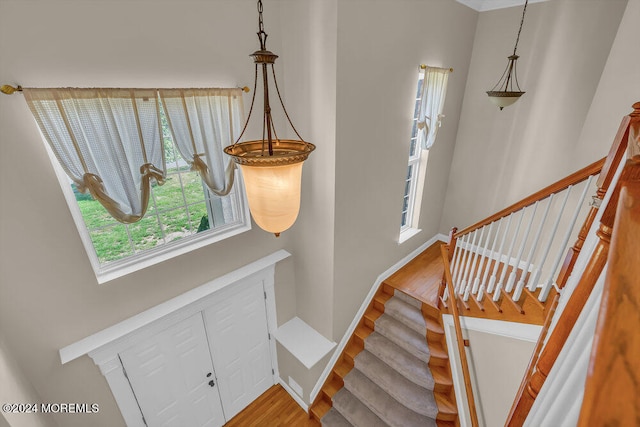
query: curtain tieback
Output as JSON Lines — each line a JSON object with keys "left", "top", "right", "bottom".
{"left": 140, "top": 163, "right": 165, "bottom": 185}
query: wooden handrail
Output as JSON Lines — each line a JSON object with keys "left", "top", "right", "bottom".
{"left": 454, "top": 157, "right": 604, "bottom": 238}
{"left": 440, "top": 244, "right": 480, "bottom": 427}
{"left": 577, "top": 156, "right": 640, "bottom": 426}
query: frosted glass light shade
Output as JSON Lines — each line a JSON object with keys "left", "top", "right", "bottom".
{"left": 486, "top": 91, "right": 524, "bottom": 110}
{"left": 240, "top": 162, "right": 303, "bottom": 235}
{"left": 224, "top": 139, "right": 315, "bottom": 236}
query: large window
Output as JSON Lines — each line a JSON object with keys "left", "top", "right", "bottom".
{"left": 34, "top": 90, "right": 250, "bottom": 283}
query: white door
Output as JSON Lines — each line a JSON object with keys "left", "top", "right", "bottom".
{"left": 203, "top": 278, "right": 274, "bottom": 420}
{"left": 119, "top": 312, "right": 225, "bottom": 427}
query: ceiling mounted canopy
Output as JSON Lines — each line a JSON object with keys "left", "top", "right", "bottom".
{"left": 486, "top": 0, "right": 529, "bottom": 110}
{"left": 224, "top": 0, "right": 315, "bottom": 237}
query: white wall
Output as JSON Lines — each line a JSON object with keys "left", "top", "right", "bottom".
{"left": 440, "top": 0, "right": 629, "bottom": 232}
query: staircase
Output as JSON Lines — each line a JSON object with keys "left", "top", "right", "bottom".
{"left": 311, "top": 283, "right": 457, "bottom": 426}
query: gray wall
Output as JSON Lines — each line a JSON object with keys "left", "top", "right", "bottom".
{"left": 332, "top": 0, "right": 478, "bottom": 339}
{"left": 440, "top": 0, "right": 629, "bottom": 232}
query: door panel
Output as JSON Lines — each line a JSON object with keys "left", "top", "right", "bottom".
{"left": 120, "top": 313, "right": 225, "bottom": 427}
{"left": 204, "top": 279, "right": 274, "bottom": 420}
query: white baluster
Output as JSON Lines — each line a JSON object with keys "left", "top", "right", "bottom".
{"left": 526, "top": 186, "right": 573, "bottom": 292}
{"left": 487, "top": 213, "right": 513, "bottom": 295}
{"left": 494, "top": 209, "right": 525, "bottom": 302}
{"left": 505, "top": 202, "right": 539, "bottom": 293}
{"left": 451, "top": 233, "right": 466, "bottom": 288}
{"left": 461, "top": 229, "right": 480, "bottom": 298}
{"left": 464, "top": 225, "right": 486, "bottom": 300}
{"left": 452, "top": 233, "right": 469, "bottom": 294}
{"left": 473, "top": 222, "right": 495, "bottom": 296}
{"left": 478, "top": 218, "right": 503, "bottom": 301}
{"left": 539, "top": 176, "right": 595, "bottom": 301}
{"left": 513, "top": 194, "right": 554, "bottom": 301}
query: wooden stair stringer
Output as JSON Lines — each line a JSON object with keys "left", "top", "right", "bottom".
{"left": 308, "top": 282, "right": 395, "bottom": 423}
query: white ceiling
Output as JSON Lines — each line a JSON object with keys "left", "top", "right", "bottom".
{"left": 456, "top": 0, "right": 551, "bottom": 12}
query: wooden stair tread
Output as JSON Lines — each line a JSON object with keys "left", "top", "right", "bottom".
{"left": 334, "top": 361, "right": 352, "bottom": 379}
{"left": 310, "top": 398, "right": 331, "bottom": 422}
{"left": 431, "top": 365, "right": 453, "bottom": 387}
{"left": 425, "top": 316, "right": 445, "bottom": 334}
{"left": 435, "top": 392, "right": 458, "bottom": 421}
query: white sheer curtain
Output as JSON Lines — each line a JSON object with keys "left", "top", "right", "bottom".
{"left": 417, "top": 67, "right": 450, "bottom": 150}
{"left": 24, "top": 88, "right": 165, "bottom": 223}
{"left": 158, "top": 88, "right": 244, "bottom": 196}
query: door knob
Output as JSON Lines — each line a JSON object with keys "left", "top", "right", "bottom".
{"left": 208, "top": 380, "right": 215, "bottom": 387}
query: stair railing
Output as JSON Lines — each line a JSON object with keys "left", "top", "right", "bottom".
{"left": 505, "top": 103, "right": 639, "bottom": 425}
{"left": 577, "top": 154, "right": 640, "bottom": 426}
{"left": 440, "top": 244, "right": 480, "bottom": 427}
{"left": 442, "top": 159, "right": 603, "bottom": 315}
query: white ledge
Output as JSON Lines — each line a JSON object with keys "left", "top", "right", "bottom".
{"left": 275, "top": 317, "right": 336, "bottom": 369}
{"left": 59, "top": 249, "right": 291, "bottom": 365}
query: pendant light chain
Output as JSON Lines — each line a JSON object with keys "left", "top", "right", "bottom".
{"left": 512, "top": 0, "right": 529, "bottom": 55}
{"left": 257, "top": 0, "right": 267, "bottom": 50}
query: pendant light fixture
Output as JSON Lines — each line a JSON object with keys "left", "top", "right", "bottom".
{"left": 224, "top": 0, "right": 315, "bottom": 237}
{"left": 486, "top": 0, "right": 529, "bottom": 110}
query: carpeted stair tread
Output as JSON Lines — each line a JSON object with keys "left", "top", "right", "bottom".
{"left": 364, "top": 331, "right": 434, "bottom": 389}
{"left": 321, "top": 407, "right": 353, "bottom": 427}
{"left": 344, "top": 368, "right": 437, "bottom": 427}
{"left": 374, "top": 314, "right": 430, "bottom": 363}
{"left": 332, "top": 388, "right": 387, "bottom": 427}
{"left": 393, "top": 289, "right": 423, "bottom": 309}
{"left": 354, "top": 349, "right": 438, "bottom": 417}
{"left": 384, "top": 296, "right": 427, "bottom": 335}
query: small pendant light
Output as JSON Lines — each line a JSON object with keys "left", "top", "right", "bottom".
{"left": 487, "top": 0, "right": 529, "bottom": 110}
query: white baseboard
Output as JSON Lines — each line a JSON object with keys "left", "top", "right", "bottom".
{"left": 278, "top": 376, "right": 309, "bottom": 412}
{"left": 309, "top": 233, "right": 448, "bottom": 402}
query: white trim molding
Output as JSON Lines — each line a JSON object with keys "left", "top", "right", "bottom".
{"left": 60, "top": 250, "right": 290, "bottom": 364}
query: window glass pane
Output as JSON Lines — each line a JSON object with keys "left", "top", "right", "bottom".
{"left": 188, "top": 202, "right": 210, "bottom": 232}
{"left": 160, "top": 208, "right": 193, "bottom": 243}
{"left": 153, "top": 174, "right": 187, "bottom": 211}
{"left": 129, "top": 216, "right": 164, "bottom": 252}
{"left": 90, "top": 224, "right": 134, "bottom": 263}
{"left": 401, "top": 212, "right": 407, "bottom": 227}
{"left": 180, "top": 171, "right": 206, "bottom": 205}
{"left": 409, "top": 138, "right": 417, "bottom": 157}
{"left": 75, "top": 185, "right": 115, "bottom": 229}
{"left": 416, "top": 78, "right": 423, "bottom": 98}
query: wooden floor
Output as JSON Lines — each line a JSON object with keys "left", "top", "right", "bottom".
{"left": 383, "top": 240, "right": 445, "bottom": 308}
{"left": 225, "top": 385, "right": 320, "bottom": 426}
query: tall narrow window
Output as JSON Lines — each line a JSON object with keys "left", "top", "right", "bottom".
{"left": 399, "top": 66, "right": 449, "bottom": 243}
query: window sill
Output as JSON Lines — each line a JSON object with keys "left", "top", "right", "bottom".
{"left": 93, "top": 222, "right": 251, "bottom": 284}
{"left": 398, "top": 227, "right": 422, "bottom": 244}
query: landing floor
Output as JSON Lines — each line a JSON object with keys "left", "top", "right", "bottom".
{"left": 383, "top": 241, "right": 445, "bottom": 309}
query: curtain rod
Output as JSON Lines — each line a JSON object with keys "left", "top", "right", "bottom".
{"left": 419, "top": 65, "right": 454, "bottom": 72}
{"left": 0, "top": 84, "right": 251, "bottom": 95}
